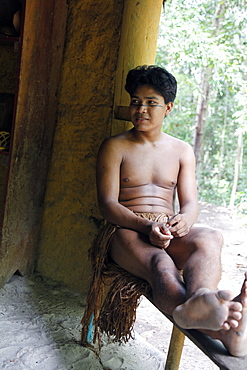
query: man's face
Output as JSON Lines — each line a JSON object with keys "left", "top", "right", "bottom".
{"left": 129, "top": 85, "right": 173, "bottom": 132}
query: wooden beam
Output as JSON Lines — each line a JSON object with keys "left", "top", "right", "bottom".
{"left": 114, "top": 105, "right": 131, "bottom": 121}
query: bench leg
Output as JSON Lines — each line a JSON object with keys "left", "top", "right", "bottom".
{"left": 165, "top": 325, "right": 185, "bottom": 370}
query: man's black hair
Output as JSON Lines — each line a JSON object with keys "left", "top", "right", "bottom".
{"left": 125, "top": 65, "right": 177, "bottom": 104}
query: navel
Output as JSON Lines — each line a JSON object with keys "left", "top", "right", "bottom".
{"left": 123, "top": 178, "right": 130, "bottom": 182}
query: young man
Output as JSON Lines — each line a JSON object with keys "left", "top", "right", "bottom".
{"left": 92, "top": 65, "right": 247, "bottom": 356}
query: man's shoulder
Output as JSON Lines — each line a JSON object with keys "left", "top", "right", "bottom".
{"left": 164, "top": 134, "right": 195, "bottom": 163}
{"left": 99, "top": 131, "right": 132, "bottom": 156}
{"left": 165, "top": 133, "right": 193, "bottom": 150}
{"left": 101, "top": 130, "right": 132, "bottom": 146}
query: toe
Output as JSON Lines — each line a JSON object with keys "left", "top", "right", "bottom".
{"left": 228, "top": 319, "right": 239, "bottom": 329}
{"left": 217, "top": 290, "right": 235, "bottom": 302}
{"left": 222, "top": 321, "right": 230, "bottom": 330}
{"left": 230, "top": 311, "right": 242, "bottom": 321}
{"left": 230, "top": 301, "right": 242, "bottom": 312}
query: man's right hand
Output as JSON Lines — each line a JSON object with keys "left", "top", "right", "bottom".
{"left": 149, "top": 223, "right": 173, "bottom": 249}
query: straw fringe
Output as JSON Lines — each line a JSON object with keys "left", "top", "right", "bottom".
{"left": 81, "top": 213, "right": 168, "bottom": 345}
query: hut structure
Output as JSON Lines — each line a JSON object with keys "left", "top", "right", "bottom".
{"left": 0, "top": 0, "right": 164, "bottom": 291}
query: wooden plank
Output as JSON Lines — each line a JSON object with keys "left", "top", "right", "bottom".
{"left": 0, "top": 0, "right": 68, "bottom": 286}
{"left": 164, "top": 313, "right": 247, "bottom": 370}
{"left": 114, "top": 105, "right": 131, "bottom": 121}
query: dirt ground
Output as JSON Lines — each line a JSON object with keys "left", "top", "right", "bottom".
{"left": 1, "top": 202, "right": 246, "bottom": 369}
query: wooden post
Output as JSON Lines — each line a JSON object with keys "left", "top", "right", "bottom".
{"left": 112, "top": 0, "right": 163, "bottom": 135}
{"left": 165, "top": 325, "right": 185, "bottom": 370}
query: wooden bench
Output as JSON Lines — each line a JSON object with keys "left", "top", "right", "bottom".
{"left": 86, "top": 302, "right": 247, "bottom": 370}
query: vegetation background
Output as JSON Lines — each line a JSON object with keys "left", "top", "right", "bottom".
{"left": 156, "top": 0, "right": 247, "bottom": 213}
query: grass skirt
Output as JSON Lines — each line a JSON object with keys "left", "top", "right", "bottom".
{"left": 81, "top": 213, "right": 168, "bottom": 345}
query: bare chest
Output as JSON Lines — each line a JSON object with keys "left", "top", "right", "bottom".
{"left": 120, "top": 146, "right": 180, "bottom": 188}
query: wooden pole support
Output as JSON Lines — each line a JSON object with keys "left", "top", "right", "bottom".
{"left": 114, "top": 105, "right": 131, "bottom": 121}
{"left": 165, "top": 325, "right": 185, "bottom": 370}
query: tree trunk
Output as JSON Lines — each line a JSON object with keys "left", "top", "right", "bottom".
{"left": 218, "top": 84, "right": 228, "bottom": 181}
{"left": 229, "top": 130, "right": 243, "bottom": 208}
{"left": 193, "top": 2, "right": 226, "bottom": 174}
{"left": 193, "top": 66, "right": 211, "bottom": 174}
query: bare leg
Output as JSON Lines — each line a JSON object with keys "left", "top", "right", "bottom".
{"left": 167, "top": 226, "right": 223, "bottom": 295}
{"left": 110, "top": 226, "right": 225, "bottom": 318}
{"left": 109, "top": 228, "right": 186, "bottom": 314}
{"left": 110, "top": 226, "right": 246, "bottom": 355}
{"left": 169, "top": 227, "right": 242, "bottom": 332}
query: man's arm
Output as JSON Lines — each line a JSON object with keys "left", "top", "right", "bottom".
{"left": 168, "top": 142, "right": 199, "bottom": 237}
{"left": 96, "top": 137, "right": 151, "bottom": 233}
{"left": 96, "top": 137, "right": 173, "bottom": 247}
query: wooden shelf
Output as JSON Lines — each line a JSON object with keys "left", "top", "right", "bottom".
{"left": 0, "top": 34, "right": 20, "bottom": 46}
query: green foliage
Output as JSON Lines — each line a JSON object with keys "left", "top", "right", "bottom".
{"left": 156, "top": 0, "right": 247, "bottom": 211}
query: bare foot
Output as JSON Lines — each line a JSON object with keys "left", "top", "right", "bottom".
{"left": 219, "top": 273, "right": 247, "bottom": 357}
{"left": 173, "top": 288, "right": 242, "bottom": 331}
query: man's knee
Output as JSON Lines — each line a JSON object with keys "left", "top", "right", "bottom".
{"left": 190, "top": 226, "right": 223, "bottom": 251}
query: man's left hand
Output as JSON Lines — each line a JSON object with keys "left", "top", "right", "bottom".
{"left": 167, "top": 214, "right": 190, "bottom": 238}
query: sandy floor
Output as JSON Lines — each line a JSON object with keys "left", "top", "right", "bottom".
{"left": 0, "top": 203, "right": 247, "bottom": 369}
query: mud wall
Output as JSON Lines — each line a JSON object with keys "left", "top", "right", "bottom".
{"left": 37, "top": 0, "right": 163, "bottom": 291}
